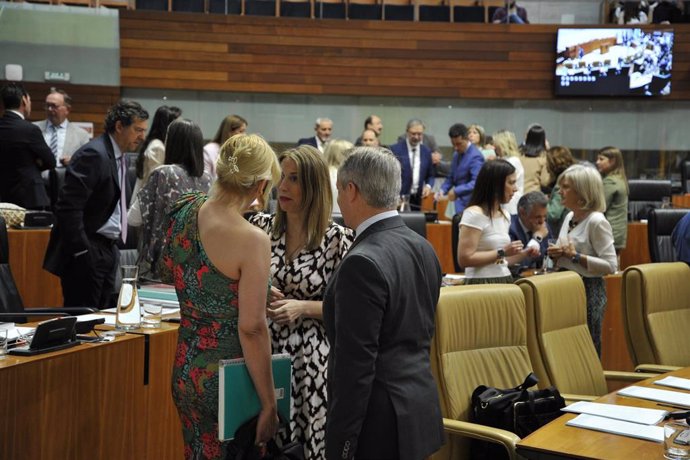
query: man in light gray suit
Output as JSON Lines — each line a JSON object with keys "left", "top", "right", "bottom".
{"left": 323, "top": 146, "right": 444, "bottom": 460}
{"left": 34, "top": 88, "right": 90, "bottom": 167}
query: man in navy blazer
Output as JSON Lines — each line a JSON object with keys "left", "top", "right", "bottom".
{"left": 509, "top": 191, "right": 552, "bottom": 270}
{"left": 0, "top": 83, "right": 56, "bottom": 209}
{"left": 439, "top": 123, "right": 484, "bottom": 215}
{"left": 324, "top": 146, "right": 443, "bottom": 460}
{"left": 389, "top": 118, "right": 434, "bottom": 209}
{"left": 297, "top": 117, "right": 332, "bottom": 153}
{"left": 44, "top": 100, "right": 148, "bottom": 308}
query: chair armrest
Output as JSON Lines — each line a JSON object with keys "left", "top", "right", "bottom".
{"left": 634, "top": 364, "right": 682, "bottom": 374}
{"left": 443, "top": 418, "right": 520, "bottom": 460}
{"left": 561, "top": 393, "right": 599, "bottom": 404}
{"left": 604, "top": 370, "right": 658, "bottom": 382}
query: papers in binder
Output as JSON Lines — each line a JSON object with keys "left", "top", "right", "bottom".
{"left": 218, "top": 353, "right": 291, "bottom": 441}
{"left": 566, "top": 414, "right": 664, "bottom": 443}
{"left": 655, "top": 376, "right": 690, "bottom": 392}
{"left": 563, "top": 401, "right": 668, "bottom": 425}
{"left": 618, "top": 386, "right": 690, "bottom": 408}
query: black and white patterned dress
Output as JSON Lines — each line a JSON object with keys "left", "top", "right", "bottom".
{"left": 249, "top": 214, "right": 353, "bottom": 460}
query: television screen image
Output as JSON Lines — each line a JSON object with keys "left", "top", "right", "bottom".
{"left": 555, "top": 28, "right": 673, "bottom": 97}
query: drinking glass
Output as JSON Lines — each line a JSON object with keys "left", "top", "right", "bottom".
{"left": 0, "top": 324, "right": 9, "bottom": 359}
{"left": 542, "top": 239, "right": 558, "bottom": 274}
{"left": 664, "top": 420, "right": 690, "bottom": 460}
{"left": 141, "top": 302, "right": 162, "bottom": 329}
{"left": 116, "top": 265, "right": 141, "bottom": 331}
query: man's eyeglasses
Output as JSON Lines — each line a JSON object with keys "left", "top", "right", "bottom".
{"left": 45, "top": 103, "right": 65, "bottom": 110}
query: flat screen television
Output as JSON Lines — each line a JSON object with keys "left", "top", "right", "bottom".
{"left": 555, "top": 28, "right": 673, "bottom": 97}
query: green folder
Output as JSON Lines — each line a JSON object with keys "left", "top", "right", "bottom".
{"left": 218, "top": 353, "right": 292, "bottom": 441}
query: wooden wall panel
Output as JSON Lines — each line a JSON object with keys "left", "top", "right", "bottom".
{"left": 119, "top": 11, "right": 690, "bottom": 100}
{"left": 1, "top": 80, "right": 120, "bottom": 136}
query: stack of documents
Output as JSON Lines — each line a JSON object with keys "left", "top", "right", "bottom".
{"left": 618, "top": 386, "right": 690, "bottom": 407}
{"left": 655, "top": 376, "right": 690, "bottom": 392}
{"left": 138, "top": 285, "right": 180, "bottom": 313}
{"left": 563, "top": 401, "right": 668, "bottom": 442}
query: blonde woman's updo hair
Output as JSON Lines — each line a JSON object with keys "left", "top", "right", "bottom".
{"left": 212, "top": 133, "right": 279, "bottom": 208}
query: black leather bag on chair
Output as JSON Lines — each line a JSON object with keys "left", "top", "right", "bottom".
{"left": 470, "top": 372, "right": 566, "bottom": 460}
{"left": 226, "top": 414, "right": 305, "bottom": 460}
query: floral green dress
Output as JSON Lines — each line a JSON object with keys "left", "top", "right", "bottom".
{"left": 162, "top": 192, "right": 242, "bottom": 460}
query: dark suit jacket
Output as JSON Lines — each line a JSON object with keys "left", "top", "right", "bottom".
{"left": 389, "top": 140, "right": 435, "bottom": 198}
{"left": 0, "top": 111, "right": 56, "bottom": 209}
{"left": 509, "top": 214, "right": 551, "bottom": 269}
{"left": 43, "top": 134, "right": 125, "bottom": 276}
{"left": 323, "top": 215, "right": 444, "bottom": 460}
{"left": 440, "top": 142, "right": 484, "bottom": 215}
{"left": 296, "top": 136, "right": 318, "bottom": 148}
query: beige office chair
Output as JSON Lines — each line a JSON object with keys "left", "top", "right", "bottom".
{"left": 622, "top": 262, "right": 690, "bottom": 371}
{"left": 517, "top": 272, "right": 654, "bottom": 402}
{"left": 431, "top": 284, "right": 533, "bottom": 460}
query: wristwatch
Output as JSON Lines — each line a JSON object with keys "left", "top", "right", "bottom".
{"left": 571, "top": 252, "right": 582, "bottom": 264}
{"left": 496, "top": 248, "right": 506, "bottom": 264}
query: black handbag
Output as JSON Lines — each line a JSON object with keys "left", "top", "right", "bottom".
{"left": 470, "top": 372, "right": 566, "bottom": 460}
{"left": 226, "top": 414, "right": 305, "bottom": 460}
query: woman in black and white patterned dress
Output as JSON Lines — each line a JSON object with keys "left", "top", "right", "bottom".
{"left": 249, "top": 145, "right": 353, "bottom": 460}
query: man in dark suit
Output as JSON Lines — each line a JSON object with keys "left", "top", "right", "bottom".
{"left": 0, "top": 83, "right": 56, "bottom": 209}
{"left": 389, "top": 118, "right": 435, "bottom": 209}
{"left": 296, "top": 117, "right": 332, "bottom": 153}
{"left": 509, "top": 191, "right": 551, "bottom": 270}
{"left": 44, "top": 100, "right": 148, "bottom": 308}
{"left": 324, "top": 146, "right": 444, "bottom": 460}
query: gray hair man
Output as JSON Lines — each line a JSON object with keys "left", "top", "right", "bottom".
{"left": 323, "top": 146, "right": 444, "bottom": 460}
{"left": 509, "top": 190, "right": 552, "bottom": 270}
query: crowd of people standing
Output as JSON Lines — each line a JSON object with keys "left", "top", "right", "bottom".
{"left": 1, "top": 80, "right": 650, "bottom": 459}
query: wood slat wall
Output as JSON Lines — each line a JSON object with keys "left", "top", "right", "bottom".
{"left": 0, "top": 81, "right": 120, "bottom": 136}
{"left": 120, "top": 10, "right": 690, "bottom": 100}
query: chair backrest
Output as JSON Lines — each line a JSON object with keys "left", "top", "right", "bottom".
{"left": 680, "top": 160, "right": 690, "bottom": 194}
{"left": 451, "top": 212, "right": 462, "bottom": 273}
{"left": 0, "top": 215, "right": 27, "bottom": 322}
{"left": 452, "top": 5, "right": 484, "bottom": 22}
{"left": 399, "top": 211, "right": 427, "bottom": 238}
{"left": 622, "top": 262, "right": 690, "bottom": 367}
{"left": 517, "top": 272, "right": 608, "bottom": 396}
{"left": 431, "top": 284, "right": 533, "bottom": 460}
{"left": 627, "top": 179, "right": 672, "bottom": 221}
{"left": 647, "top": 208, "right": 690, "bottom": 262}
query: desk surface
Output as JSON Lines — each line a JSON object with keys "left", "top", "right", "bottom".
{"left": 517, "top": 367, "right": 690, "bottom": 460}
{"left": 0, "top": 333, "right": 147, "bottom": 460}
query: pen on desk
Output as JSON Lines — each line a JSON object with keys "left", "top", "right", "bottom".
{"left": 657, "top": 403, "right": 690, "bottom": 411}
{"left": 163, "top": 317, "right": 181, "bottom": 323}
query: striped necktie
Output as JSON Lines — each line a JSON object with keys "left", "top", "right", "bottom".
{"left": 50, "top": 124, "right": 59, "bottom": 159}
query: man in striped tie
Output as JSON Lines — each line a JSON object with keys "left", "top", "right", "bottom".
{"left": 34, "top": 89, "right": 90, "bottom": 167}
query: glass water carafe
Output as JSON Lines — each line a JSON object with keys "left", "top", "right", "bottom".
{"left": 116, "top": 265, "right": 140, "bottom": 330}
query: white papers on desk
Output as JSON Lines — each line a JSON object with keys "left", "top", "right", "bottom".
{"left": 655, "top": 376, "right": 690, "bottom": 392}
{"left": 563, "top": 401, "right": 668, "bottom": 425}
{"left": 76, "top": 313, "right": 116, "bottom": 326}
{"left": 618, "top": 386, "right": 690, "bottom": 408}
{"left": 566, "top": 414, "right": 664, "bottom": 443}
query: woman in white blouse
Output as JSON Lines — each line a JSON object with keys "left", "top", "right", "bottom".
{"left": 458, "top": 159, "right": 536, "bottom": 284}
{"left": 548, "top": 164, "right": 618, "bottom": 356}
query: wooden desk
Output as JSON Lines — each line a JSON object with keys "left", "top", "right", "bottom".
{"left": 7, "top": 228, "right": 63, "bottom": 307}
{"left": 0, "top": 334, "right": 146, "bottom": 460}
{"left": 127, "top": 323, "right": 184, "bottom": 460}
{"left": 517, "top": 367, "right": 690, "bottom": 459}
{"left": 601, "top": 274, "right": 634, "bottom": 373}
{"left": 426, "top": 222, "right": 454, "bottom": 273}
{"left": 619, "top": 222, "right": 650, "bottom": 270}
{"left": 673, "top": 194, "right": 690, "bottom": 209}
